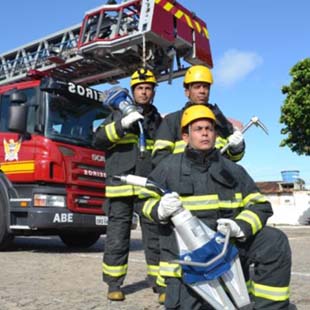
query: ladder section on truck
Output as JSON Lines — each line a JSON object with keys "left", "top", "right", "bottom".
{"left": 0, "top": 25, "right": 83, "bottom": 86}
{"left": 78, "top": 0, "right": 213, "bottom": 83}
{"left": 0, "top": 0, "right": 213, "bottom": 87}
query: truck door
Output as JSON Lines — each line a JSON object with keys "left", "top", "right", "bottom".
{"left": 0, "top": 87, "right": 38, "bottom": 180}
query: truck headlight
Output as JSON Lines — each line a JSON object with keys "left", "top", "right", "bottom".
{"left": 34, "top": 194, "right": 66, "bottom": 208}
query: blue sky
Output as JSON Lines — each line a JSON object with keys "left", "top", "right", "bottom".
{"left": 1, "top": 1, "right": 309, "bottom": 185}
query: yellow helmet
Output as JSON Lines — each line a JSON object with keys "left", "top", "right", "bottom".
{"left": 181, "top": 105, "right": 216, "bottom": 129}
{"left": 130, "top": 68, "right": 157, "bottom": 88}
{"left": 183, "top": 65, "right": 213, "bottom": 86}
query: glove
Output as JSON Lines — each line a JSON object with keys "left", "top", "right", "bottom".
{"left": 158, "top": 192, "right": 182, "bottom": 221}
{"left": 216, "top": 218, "right": 245, "bottom": 239}
{"left": 121, "top": 111, "right": 144, "bottom": 129}
{"left": 228, "top": 130, "right": 244, "bottom": 149}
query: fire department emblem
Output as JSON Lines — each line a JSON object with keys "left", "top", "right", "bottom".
{"left": 3, "top": 138, "right": 22, "bottom": 161}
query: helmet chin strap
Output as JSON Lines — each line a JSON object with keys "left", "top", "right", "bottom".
{"left": 149, "top": 91, "right": 155, "bottom": 105}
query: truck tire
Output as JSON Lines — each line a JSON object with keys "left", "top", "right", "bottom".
{"left": 0, "top": 191, "right": 14, "bottom": 250}
{"left": 59, "top": 232, "right": 101, "bottom": 248}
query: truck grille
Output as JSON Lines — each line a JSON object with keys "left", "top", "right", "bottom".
{"left": 72, "top": 163, "right": 106, "bottom": 188}
{"left": 69, "top": 163, "right": 106, "bottom": 214}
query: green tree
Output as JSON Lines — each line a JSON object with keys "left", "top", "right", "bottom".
{"left": 280, "top": 58, "right": 310, "bottom": 155}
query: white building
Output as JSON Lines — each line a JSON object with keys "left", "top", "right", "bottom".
{"left": 256, "top": 180, "right": 310, "bottom": 225}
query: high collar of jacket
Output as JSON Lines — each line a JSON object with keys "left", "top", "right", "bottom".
{"left": 184, "top": 146, "right": 237, "bottom": 188}
{"left": 184, "top": 101, "right": 212, "bottom": 109}
{"left": 136, "top": 103, "right": 158, "bottom": 116}
{"left": 185, "top": 146, "right": 217, "bottom": 166}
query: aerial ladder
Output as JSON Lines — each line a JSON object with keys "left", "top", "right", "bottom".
{"left": 0, "top": 0, "right": 213, "bottom": 87}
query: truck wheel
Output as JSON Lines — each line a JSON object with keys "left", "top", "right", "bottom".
{"left": 0, "top": 194, "right": 14, "bottom": 250}
{"left": 59, "top": 232, "right": 101, "bottom": 248}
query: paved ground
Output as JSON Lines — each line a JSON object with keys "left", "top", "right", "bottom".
{"left": 0, "top": 225, "right": 309, "bottom": 309}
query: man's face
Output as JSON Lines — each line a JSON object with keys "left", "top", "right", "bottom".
{"left": 185, "top": 82, "right": 211, "bottom": 104}
{"left": 182, "top": 118, "right": 216, "bottom": 152}
{"left": 132, "top": 83, "right": 155, "bottom": 105}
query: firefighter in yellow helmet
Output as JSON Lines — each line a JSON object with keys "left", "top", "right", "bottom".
{"left": 94, "top": 68, "right": 164, "bottom": 302}
{"left": 137, "top": 104, "right": 291, "bottom": 309}
{"left": 183, "top": 64, "right": 214, "bottom": 86}
{"left": 152, "top": 65, "right": 245, "bottom": 166}
{"left": 181, "top": 104, "right": 216, "bottom": 127}
{"left": 131, "top": 68, "right": 157, "bottom": 89}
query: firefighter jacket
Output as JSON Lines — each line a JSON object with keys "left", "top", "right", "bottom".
{"left": 94, "top": 104, "right": 162, "bottom": 198}
{"left": 138, "top": 146, "right": 273, "bottom": 277}
{"left": 152, "top": 102, "right": 245, "bottom": 166}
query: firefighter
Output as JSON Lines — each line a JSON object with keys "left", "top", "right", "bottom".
{"left": 138, "top": 105, "right": 291, "bottom": 309}
{"left": 152, "top": 64, "right": 245, "bottom": 167}
{"left": 94, "top": 68, "right": 163, "bottom": 302}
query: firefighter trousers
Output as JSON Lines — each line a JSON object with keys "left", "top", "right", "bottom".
{"left": 102, "top": 197, "right": 163, "bottom": 293}
{"left": 238, "top": 226, "right": 291, "bottom": 309}
{"left": 140, "top": 216, "right": 165, "bottom": 293}
{"left": 164, "top": 226, "right": 291, "bottom": 310}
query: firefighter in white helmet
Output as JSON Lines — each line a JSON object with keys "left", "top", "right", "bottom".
{"left": 94, "top": 68, "right": 164, "bottom": 303}
{"left": 138, "top": 104, "right": 291, "bottom": 309}
{"left": 152, "top": 65, "right": 245, "bottom": 166}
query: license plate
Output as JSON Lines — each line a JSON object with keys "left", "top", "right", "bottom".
{"left": 95, "top": 216, "right": 108, "bottom": 226}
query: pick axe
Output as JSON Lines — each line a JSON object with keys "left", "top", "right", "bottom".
{"left": 220, "top": 116, "right": 268, "bottom": 154}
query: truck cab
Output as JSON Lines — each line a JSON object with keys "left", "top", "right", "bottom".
{"left": 0, "top": 77, "right": 137, "bottom": 249}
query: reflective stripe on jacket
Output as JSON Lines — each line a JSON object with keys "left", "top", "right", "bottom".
{"left": 152, "top": 103, "right": 244, "bottom": 166}
{"left": 94, "top": 106, "right": 161, "bottom": 183}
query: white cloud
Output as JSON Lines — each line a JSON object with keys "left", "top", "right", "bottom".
{"left": 214, "top": 49, "right": 263, "bottom": 87}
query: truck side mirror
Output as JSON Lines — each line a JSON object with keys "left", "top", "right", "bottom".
{"left": 10, "top": 92, "right": 27, "bottom": 104}
{"left": 8, "top": 91, "right": 28, "bottom": 133}
{"left": 8, "top": 105, "right": 28, "bottom": 133}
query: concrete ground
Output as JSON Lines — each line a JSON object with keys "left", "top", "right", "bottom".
{"left": 0, "top": 225, "right": 309, "bottom": 309}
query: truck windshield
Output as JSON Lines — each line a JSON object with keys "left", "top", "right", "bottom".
{"left": 46, "top": 94, "right": 107, "bottom": 147}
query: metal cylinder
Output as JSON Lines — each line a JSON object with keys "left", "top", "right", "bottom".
{"left": 172, "top": 209, "right": 211, "bottom": 251}
{"left": 118, "top": 100, "right": 137, "bottom": 115}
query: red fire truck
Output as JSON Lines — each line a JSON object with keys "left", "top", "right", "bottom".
{"left": 0, "top": 0, "right": 212, "bottom": 250}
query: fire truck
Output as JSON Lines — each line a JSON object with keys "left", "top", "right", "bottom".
{"left": 0, "top": 0, "right": 212, "bottom": 250}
